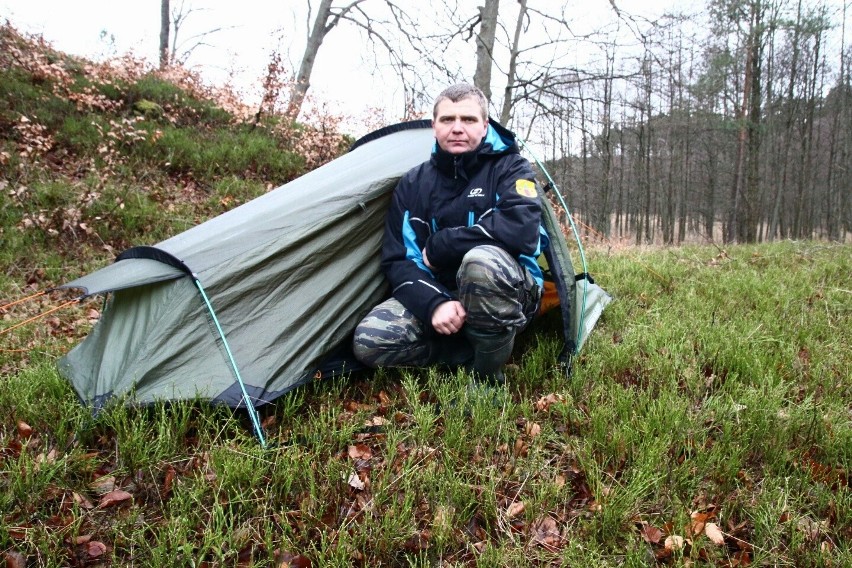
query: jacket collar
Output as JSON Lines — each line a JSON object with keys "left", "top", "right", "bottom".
{"left": 431, "top": 120, "right": 519, "bottom": 179}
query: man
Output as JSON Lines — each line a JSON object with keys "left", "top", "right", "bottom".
{"left": 352, "top": 83, "right": 543, "bottom": 384}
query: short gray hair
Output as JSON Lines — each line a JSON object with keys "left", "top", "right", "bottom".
{"left": 432, "top": 83, "right": 488, "bottom": 121}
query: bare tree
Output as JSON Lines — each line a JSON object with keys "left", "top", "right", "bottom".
{"left": 499, "top": 0, "right": 528, "bottom": 124}
{"left": 157, "top": 0, "right": 228, "bottom": 69}
{"left": 159, "top": 0, "right": 170, "bottom": 69}
{"left": 285, "top": 0, "right": 429, "bottom": 120}
{"left": 288, "top": 0, "right": 355, "bottom": 119}
{"left": 473, "top": 0, "right": 499, "bottom": 101}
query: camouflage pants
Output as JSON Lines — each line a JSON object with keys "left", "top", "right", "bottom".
{"left": 352, "top": 245, "right": 540, "bottom": 368}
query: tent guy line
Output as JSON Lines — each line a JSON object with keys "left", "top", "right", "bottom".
{"left": 0, "top": 294, "right": 81, "bottom": 338}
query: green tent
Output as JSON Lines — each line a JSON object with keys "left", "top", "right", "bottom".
{"left": 58, "top": 121, "right": 610, "bottom": 417}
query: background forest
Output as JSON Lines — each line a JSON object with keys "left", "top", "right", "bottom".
{"left": 171, "top": 0, "right": 852, "bottom": 246}
{"left": 7, "top": 0, "right": 848, "bottom": 247}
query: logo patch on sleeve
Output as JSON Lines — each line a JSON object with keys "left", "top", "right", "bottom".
{"left": 515, "top": 179, "right": 537, "bottom": 198}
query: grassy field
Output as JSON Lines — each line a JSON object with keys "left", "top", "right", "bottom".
{"left": 1, "top": 240, "right": 849, "bottom": 567}
{"left": 3, "top": 23, "right": 848, "bottom": 566}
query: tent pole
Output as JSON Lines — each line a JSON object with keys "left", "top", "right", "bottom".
{"left": 518, "top": 138, "right": 590, "bottom": 352}
{"left": 193, "top": 278, "right": 267, "bottom": 447}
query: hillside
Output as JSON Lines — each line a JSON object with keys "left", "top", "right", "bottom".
{"left": 0, "top": 23, "right": 349, "bottom": 288}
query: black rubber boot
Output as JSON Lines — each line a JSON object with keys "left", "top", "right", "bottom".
{"left": 427, "top": 335, "right": 474, "bottom": 369}
{"left": 463, "top": 326, "right": 516, "bottom": 385}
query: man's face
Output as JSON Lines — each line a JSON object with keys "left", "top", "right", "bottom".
{"left": 432, "top": 97, "right": 488, "bottom": 154}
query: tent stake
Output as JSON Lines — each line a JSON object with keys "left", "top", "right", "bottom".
{"left": 193, "top": 277, "right": 267, "bottom": 447}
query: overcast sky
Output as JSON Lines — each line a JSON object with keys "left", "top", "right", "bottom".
{"left": 2, "top": 1, "right": 849, "bottom": 137}
{"left": 0, "top": 2, "right": 690, "bottom": 129}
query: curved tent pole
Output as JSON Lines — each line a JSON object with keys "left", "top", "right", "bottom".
{"left": 117, "top": 246, "right": 267, "bottom": 446}
{"left": 194, "top": 277, "right": 267, "bottom": 448}
{"left": 517, "top": 138, "right": 590, "bottom": 352}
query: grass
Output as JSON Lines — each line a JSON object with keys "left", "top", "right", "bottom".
{"left": 1, "top": 240, "right": 850, "bottom": 566}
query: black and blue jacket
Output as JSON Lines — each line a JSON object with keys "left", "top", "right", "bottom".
{"left": 381, "top": 120, "right": 545, "bottom": 328}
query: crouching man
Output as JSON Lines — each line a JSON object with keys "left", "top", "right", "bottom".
{"left": 353, "top": 83, "right": 543, "bottom": 384}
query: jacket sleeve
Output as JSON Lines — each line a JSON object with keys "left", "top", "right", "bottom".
{"left": 424, "top": 155, "right": 540, "bottom": 268}
{"left": 381, "top": 175, "right": 454, "bottom": 326}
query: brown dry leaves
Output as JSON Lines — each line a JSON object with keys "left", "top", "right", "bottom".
{"left": 98, "top": 489, "right": 133, "bottom": 509}
{"left": 638, "top": 504, "right": 758, "bottom": 565}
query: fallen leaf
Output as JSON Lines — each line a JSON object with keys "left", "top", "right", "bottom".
{"left": 347, "top": 472, "right": 365, "bottom": 491}
{"left": 163, "top": 466, "right": 176, "bottom": 495}
{"left": 98, "top": 489, "right": 132, "bottom": 508}
{"left": 277, "top": 552, "right": 312, "bottom": 568}
{"left": 665, "top": 535, "right": 686, "bottom": 551}
{"left": 705, "top": 522, "right": 725, "bottom": 545}
{"left": 72, "top": 492, "right": 94, "bottom": 509}
{"left": 639, "top": 523, "right": 663, "bottom": 544}
{"left": 86, "top": 541, "right": 107, "bottom": 557}
{"left": 691, "top": 510, "right": 709, "bottom": 535}
{"left": 507, "top": 501, "right": 525, "bottom": 518}
{"left": 531, "top": 516, "right": 561, "bottom": 549}
{"left": 731, "top": 550, "right": 752, "bottom": 566}
{"left": 16, "top": 421, "right": 33, "bottom": 438}
{"left": 525, "top": 422, "right": 542, "bottom": 438}
{"left": 535, "top": 393, "right": 564, "bottom": 411}
{"left": 4, "top": 551, "right": 26, "bottom": 568}
{"left": 348, "top": 444, "right": 372, "bottom": 460}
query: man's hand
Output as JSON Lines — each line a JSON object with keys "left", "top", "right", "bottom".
{"left": 431, "top": 300, "right": 466, "bottom": 335}
{"left": 421, "top": 247, "right": 433, "bottom": 270}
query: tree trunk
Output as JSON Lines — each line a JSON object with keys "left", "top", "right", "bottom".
{"left": 579, "top": 87, "right": 590, "bottom": 229}
{"left": 287, "top": 0, "right": 364, "bottom": 120}
{"left": 159, "top": 0, "right": 170, "bottom": 69}
{"left": 597, "top": 54, "right": 614, "bottom": 236}
{"left": 769, "top": 0, "right": 802, "bottom": 241}
{"left": 726, "top": 28, "right": 751, "bottom": 243}
{"left": 742, "top": 1, "right": 763, "bottom": 242}
{"left": 287, "top": 0, "right": 334, "bottom": 119}
{"left": 499, "top": 0, "right": 527, "bottom": 124}
{"left": 473, "top": 0, "right": 499, "bottom": 102}
{"left": 643, "top": 56, "right": 654, "bottom": 244}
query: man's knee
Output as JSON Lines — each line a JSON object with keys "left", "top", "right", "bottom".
{"left": 457, "top": 245, "right": 535, "bottom": 331}
{"left": 459, "top": 245, "right": 510, "bottom": 285}
{"left": 352, "top": 301, "right": 428, "bottom": 368}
